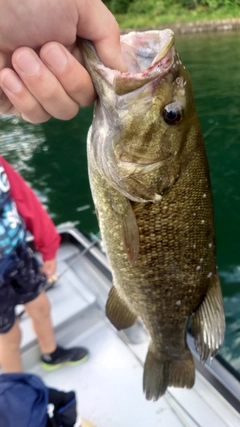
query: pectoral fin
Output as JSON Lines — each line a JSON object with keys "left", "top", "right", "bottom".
{"left": 191, "top": 273, "right": 225, "bottom": 361}
{"left": 121, "top": 200, "right": 140, "bottom": 264}
{"left": 119, "top": 176, "right": 163, "bottom": 203}
{"left": 106, "top": 286, "right": 137, "bottom": 330}
{"left": 110, "top": 195, "right": 140, "bottom": 264}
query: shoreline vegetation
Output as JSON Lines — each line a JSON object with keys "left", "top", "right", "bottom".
{"left": 121, "top": 18, "right": 240, "bottom": 34}
{"left": 102, "top": 1, "right": 240, "bottom": 33}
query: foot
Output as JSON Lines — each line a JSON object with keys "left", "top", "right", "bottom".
{"left": 41, "top": 345, "right": 89, "bottom": 371}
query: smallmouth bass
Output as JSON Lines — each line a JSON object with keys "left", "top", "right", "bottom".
{"left": 81, "top": 30, "right": 225, "bottom": 401}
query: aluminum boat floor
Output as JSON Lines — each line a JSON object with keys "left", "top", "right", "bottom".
{"left": 16, "top": 231, "right": 240, "bottom": 426}
{"left": 30, "top": 316, "right": 240, "bottom": 427}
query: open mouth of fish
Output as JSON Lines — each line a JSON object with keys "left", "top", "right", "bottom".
{"left": 82, "top": 29, "right": 175, "bottom": 97}
{"left": 114, "top": 29, "right": 175, "bottom": 96}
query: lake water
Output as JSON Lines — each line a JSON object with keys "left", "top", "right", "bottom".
{"left": 0, "top": 31, "right": 240, "bottom": 373}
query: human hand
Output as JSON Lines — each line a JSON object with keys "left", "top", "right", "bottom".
{"left": 0, "top": 0, "right": 125, "bottom": 123}
{"left": 42, "top": 259, "right": 57, "bottom": 278}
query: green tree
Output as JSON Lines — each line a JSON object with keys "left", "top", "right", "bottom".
{"left": 111, "top": 0, "right": 133, "bottom": 14}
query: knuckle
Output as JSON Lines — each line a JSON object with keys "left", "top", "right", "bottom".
{"left": 57, "top": 104, "right": 79, "bottom": 121}
{"left": 39, "top": 84, "right": 60, "bottom": 103}
{"left": 112, "top": 17, "right": 120, "bottom": 33}
{"left": 21, "top": 103, "right": 51, "bottom": 123}
{"left": 22, "top": 112, "right": 51, "bottom": 124}
{"left": 79, "top": 92, "right": 96, "bottom": 108}
{"left": 70, "top": 77, "right": 96, "bottom": 107}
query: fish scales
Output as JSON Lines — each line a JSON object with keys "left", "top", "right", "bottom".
{"left": 89, "top": 142, "right": 214, "bottom": 318}
{"left": 82, "top": 29, "right": 225, "bottom": 401}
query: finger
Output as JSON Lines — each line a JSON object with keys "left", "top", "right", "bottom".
{"left": 0, "top": 51, "right": 12, "bottom": 70}
{"left": 0, "top": 84, "right": 14, "bottom": 114}
{"left": 0, "top": 52, "right": 19, "bottom": 115}
{"left": 12, "top": 47, "right": 80, "bottom": 120}
{"left": 0, "top": 68, "right": 51, "bottom": 123}
{"left": 40, "top": 42, "right": 96, "bottom": 106}
{"left": 76, "top": 0, "right": 126, "bottom": 72}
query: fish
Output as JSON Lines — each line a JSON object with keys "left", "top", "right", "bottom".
{"left": 81, "top": 30, "right": 225, "bottom": 401}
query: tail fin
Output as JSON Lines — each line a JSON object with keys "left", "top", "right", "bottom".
{"left": 143, "top": 346, "right": 195, "bottom": 401}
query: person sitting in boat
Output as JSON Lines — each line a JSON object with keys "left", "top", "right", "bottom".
{"left": 0, "top": 156, "right": 89, "bottom": 372}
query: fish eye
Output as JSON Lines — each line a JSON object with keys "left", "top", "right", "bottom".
{"left": 163, "top": 102, "right": 183, "bottom": 125}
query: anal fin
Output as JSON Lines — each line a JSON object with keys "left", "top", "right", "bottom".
{"left": 191, "top": 273, "right": 225, "bottom": 362}
{"left": 106, "top": 286, "right": 137, "bottom": 330}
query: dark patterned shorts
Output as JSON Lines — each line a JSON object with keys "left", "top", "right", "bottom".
{"left": 0, "top": 243, "right": 47, "bottom": 333}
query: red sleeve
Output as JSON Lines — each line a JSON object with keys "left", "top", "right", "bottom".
{"left": 0, "top": 156, "right": 60, "bottom": 261}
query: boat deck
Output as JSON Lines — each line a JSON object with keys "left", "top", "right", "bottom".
{"left": 15, "top": 228, "right": 240, "bottom": 426}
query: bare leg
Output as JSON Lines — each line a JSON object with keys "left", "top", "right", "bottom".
{"left": 24, "top": 290, "right": 56, "bottom": 354}
{"left": 0, "top": 318, "right": 23, "bottom": 372}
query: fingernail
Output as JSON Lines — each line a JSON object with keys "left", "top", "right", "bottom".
{"left": 0, "top": 72, "right": 22, "bottom": 93}
{"left": 42, "top": 44, "right": 68, "bottom": 72}
{"left": 105, "top": 54, "right": 127, "bottom": 73}
{"left": 15, "top": 50, "right": 40, "bottom": 76}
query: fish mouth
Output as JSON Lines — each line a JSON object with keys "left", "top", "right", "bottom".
{"left": 114, "top": 30, "right": 175, "bottom": 95}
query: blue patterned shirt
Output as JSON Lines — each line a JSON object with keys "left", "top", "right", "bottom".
{"left": 0, "top": 163, "right": 25, "bottom": 256}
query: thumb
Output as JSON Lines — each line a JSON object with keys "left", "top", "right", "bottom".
{"left": 75, "top": 0, "right": 126, "bottom": 71}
